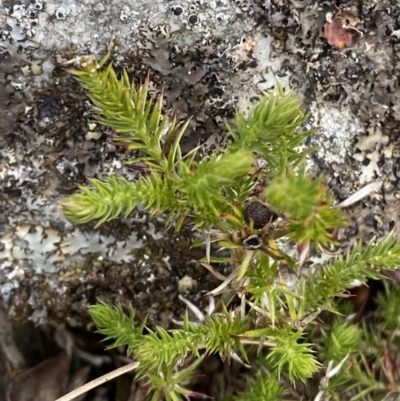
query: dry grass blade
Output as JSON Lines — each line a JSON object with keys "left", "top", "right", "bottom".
{"left": 206, "top": 267, "right": 239, "bottom": 296}
{"left": 198, "top": 261, "right": 227, "bottom": 281}
{"left": 178, "top": 295, "right": 206, "bottom": 322}
{"left": 55, "top": 361, "right": 140, "bottom": 401}
{"left": 335, "top": 181, "right": 382, "bottom": 208}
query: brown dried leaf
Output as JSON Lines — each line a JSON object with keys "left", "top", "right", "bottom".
{"left": 324, "top": 16, "right": 360, "bottom": 49}
{"left": 7, "top": 352, "right": 71, "bottom": 401}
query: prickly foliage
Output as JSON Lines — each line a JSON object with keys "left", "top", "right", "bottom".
{"left": 60, "top": 54, "right": 400, "bottom": 401}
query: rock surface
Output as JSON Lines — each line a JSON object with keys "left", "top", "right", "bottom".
{"left": 1, "top": 0, "right": 400, "bottom": 327}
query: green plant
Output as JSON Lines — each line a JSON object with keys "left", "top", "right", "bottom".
{"left": 58, "top": 53, "right": 400, "bottom": 401}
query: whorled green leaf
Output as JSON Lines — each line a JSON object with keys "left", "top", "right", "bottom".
{"left": 266, "top": 328, "right": 320, "bottom": 383}
{"left": 227, "top": 83, "right": 315, "bottom": 176}
{"left": 265, "top": 165, "right": 346, "bottom": 246}
{"left": 235, "top": 372, "right": 284, "bottom": 401}
{"left": 321, "top": 321, "right": 360, "bottom": 364}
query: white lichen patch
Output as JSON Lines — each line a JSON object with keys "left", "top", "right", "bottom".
{"left": 307, "top": 101, "right": 363, "bottom": 165}
{"left": 352, "top": 127, "right": 392, "bottom": 185}
{"left": 0, "top": 222, "right": 144, "bottom": 274}
{"left": 254, "top": 35, "right": 291, "bottom": 91}
{"left": 178, "top": 275, "right": 197, "bottom": 292}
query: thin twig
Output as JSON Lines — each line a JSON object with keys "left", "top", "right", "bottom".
{"left": 55, "top": 361, "right": 140, "bottom": 401}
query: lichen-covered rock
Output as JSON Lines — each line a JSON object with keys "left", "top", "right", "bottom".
{"left": 1, "top": 0, "right": 400, "bottom": 325}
